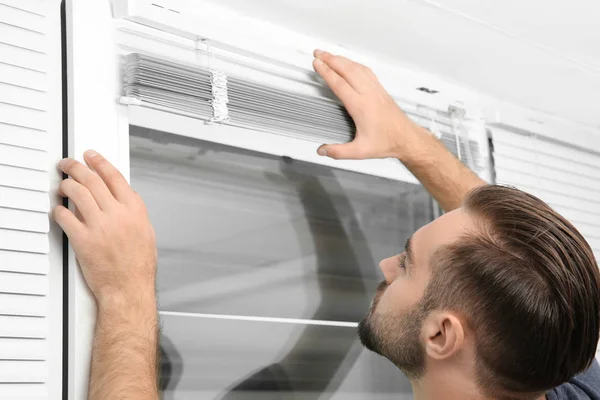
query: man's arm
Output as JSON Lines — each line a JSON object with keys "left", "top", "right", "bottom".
{"left": 312, "top": 50, "right": 485, "bottom": 212}
{"left": 53, "top": 151, "right": 159, "bottom": 400}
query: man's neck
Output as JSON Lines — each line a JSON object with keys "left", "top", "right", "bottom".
{"left": 411, "top": 369, "right": 482, "bottom": 400}
{"left": 411, "top": 374, "right": 548, "bottom": 400}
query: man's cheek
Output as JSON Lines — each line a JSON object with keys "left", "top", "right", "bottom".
{"left": 377, "top": 284, "right": 411, "bottom": 315}
{"left": 371, "top": 289, "right": 393, "bottom": 315}
{"left": 369, "top": 282, "right": 389, "bottom": 310}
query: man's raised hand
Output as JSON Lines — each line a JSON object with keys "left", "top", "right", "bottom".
{"left": 312, "top": 49, "right": 419, "bottom": 161}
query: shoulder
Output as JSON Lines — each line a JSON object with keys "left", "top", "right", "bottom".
{"left": 547, "top": 360, "right": 600, "bottom": 400}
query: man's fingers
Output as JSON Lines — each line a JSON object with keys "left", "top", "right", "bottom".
{"left": 317, "top": 140, "right": 367, "bottom": 160}
{"left": 84, "top": 151, "right": 133, "bottom": 203}
{"left": 58, "top": 178, "right": 100, "bottom": 221}
{"left": 314, "top": 50, "right": 374, "bottom": 93}
{"left": 59, "top": 158, "right": 115, "bottom": 209}
{"left": 52, "top": 205, "right": 85, "bottom": 239}
{"left": 313, "top": 58, "right": 359, "bottom": 113}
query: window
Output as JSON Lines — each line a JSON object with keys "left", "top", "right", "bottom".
{"left": 130, "top": 126, "right": 434, "bottom": 399}
{"left": 64, "top": 2, "right": 490, "bottom": 394}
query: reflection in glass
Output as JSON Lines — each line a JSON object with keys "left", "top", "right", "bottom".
{"left": 130, "top": 126, "right": 433, "bottom": 399}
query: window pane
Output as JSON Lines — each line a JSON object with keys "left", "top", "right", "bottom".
{"left": 130, "top": 126, "right": 433, "bottom": 399}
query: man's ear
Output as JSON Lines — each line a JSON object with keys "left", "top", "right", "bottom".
{"left": 422, "top": 312, "right": 465, "bottom": 360}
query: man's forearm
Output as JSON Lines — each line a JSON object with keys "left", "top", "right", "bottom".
{"left": 89, "top": 295, "right": 159, "bottom": 400}
{"left": 398, "top": 123, "right": 486, "bottom": 212}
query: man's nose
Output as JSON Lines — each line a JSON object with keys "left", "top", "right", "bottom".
{"left": 379, "top": 255, "right": 399, "bottom": 284}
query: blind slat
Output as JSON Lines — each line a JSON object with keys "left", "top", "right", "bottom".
{"left": 0, "top": 339, "right": 46, "bottom": 360}
{"left": 0, "top": 62, "right": 47, "bottom": 91}
{"left": 0, "top": 82, "right": 46, "bottom": 111}
{"left": 0, "top": 165, "right": 49, "bottom": 191}
{"left": 494, "top": 157, "right": 600, "bottom": 193}
{"left": 493, "top": 132, "right": 600, "bottom": 168}
{"left": 0, "top": 186, "right": 50, "bottom": 213}
{"left": 0, "top": 21, "right": 45, "bottom": 51}
{"left": 0, "top": 144, "right": 48, "bottom": 171}
{"left": 496, "top": 182, "right": 600, "bottom": 218}
{"left": 0, "top": 316, "right": 46, "bottom": 339}
{"left": 0, "top": 272, "right": 47, "bottom": 296}
{"left": 0, "top": 41, "right": 46, "bottom": 72}
{"left": 0, "top": 123, "right": 48, "bottom": 150}
{"left": 496, "top": 169, "right": 600, "bottom": 203}
{"left": 0, "top": 250, "right": 49, "bottom": 274}
{"left": 493, "top": 141, "right": 600, "bottom": 180}
{"left": 0, "top": 3, "right": 45, "bottom": 32}
{"left": 0, "top": 361, "right": 46, "bottom": 383}
{"left": 0, "top": 294, "right": 46, "bottom": 317}
{"left": 0, "top": 208, "right": 49, "bottom": 233}
{"left": 0, "top": 102, "right": 47, "bottom": 130}
{"left": 0, "top": 229, "right": 49, "bottom": 254}
{"left": 0, "top": 0, "right": 45, "bottom": 15}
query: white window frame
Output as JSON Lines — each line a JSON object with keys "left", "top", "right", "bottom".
{"left": 65, "top": 1, "right": 127, "bottom": 398}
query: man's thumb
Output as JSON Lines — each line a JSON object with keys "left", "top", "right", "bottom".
{"left": 317, "top": 142, "right": 364, "bottom": 160}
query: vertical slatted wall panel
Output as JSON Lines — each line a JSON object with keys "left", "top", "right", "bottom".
{"left": 0, "top": 0, "right": 59, "bottom": 397}
{"left": 491, "top": 126, "right": 600, "bottom": 262}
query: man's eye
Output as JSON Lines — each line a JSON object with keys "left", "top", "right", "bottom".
{"left": 397, "top": 253, "right": 407, "bottom": 269}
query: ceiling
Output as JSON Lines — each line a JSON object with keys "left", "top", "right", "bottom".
{"left": 206, "top": 0, "right": 600, "bottom": 129}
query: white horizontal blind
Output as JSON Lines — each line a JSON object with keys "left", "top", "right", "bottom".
{"left": 123, "top": 53, "right": 488, "bottom": 175}
{"left": 410, "top": 107, "right": 485, "bottom": 175}
{"left": 0, "top": 0, "right": 57, "bottom": 397}
{"left": 491, "top": 126, "right": 600, "bottom": 263}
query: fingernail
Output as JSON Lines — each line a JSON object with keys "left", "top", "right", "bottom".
{"left": 85, "top": 150, "right": 98, "bottom": 159}
{"left": 314, "top": 58, "right": 323, "bottom": 66}
{"left": 314, "top": 49, "right": 324, "bottom": 56}
{"left": 58, "top": 158, "right": 69, "bottom": 169}
{"left": 317, "top": 147, "right": 327, "bottom": 156}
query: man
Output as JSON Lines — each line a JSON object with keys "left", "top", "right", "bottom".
{"left": 54, "top": 50, "right": 600, "bottom": 400}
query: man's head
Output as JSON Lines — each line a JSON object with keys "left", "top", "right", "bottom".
{"left": 359, "top": 185, "right": 600, "bottom": 399}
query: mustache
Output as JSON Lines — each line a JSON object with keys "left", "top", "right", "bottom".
{"left": 376, "top": 280, "right": 388, "bottom": 293}
{"left": 370, "top": 280, "right": 389, "bottom": 310}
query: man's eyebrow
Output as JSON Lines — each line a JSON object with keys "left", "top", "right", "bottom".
{"left": 405, "top": 236, "right": 414, "bottom": 266}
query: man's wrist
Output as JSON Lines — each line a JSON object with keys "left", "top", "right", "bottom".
{"left": 96, "top": 289, "right": 157, "bottom": 319}
{"left": 393, "top": 119, "right": 431, "bottom": 164}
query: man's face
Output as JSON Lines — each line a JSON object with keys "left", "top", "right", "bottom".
{"left": 358, "top": 208, "right": 474, "bottom": 379}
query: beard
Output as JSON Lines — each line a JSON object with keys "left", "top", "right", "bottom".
{"left": 358, "top": 281, "right": 428, "bottom": 380}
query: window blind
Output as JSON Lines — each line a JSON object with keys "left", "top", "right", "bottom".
{"left": 0, "top": 0, "right": 60, "bottom": 397}
{"left": 123, "top": 53, "right": 487, "bottom": 176}
{"left": 491, "top": 125, "right": 600, "bottom": 263}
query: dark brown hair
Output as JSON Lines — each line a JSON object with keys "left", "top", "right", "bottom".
{"left": 422, "top": 185, "right": 600, "bottom": 399}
